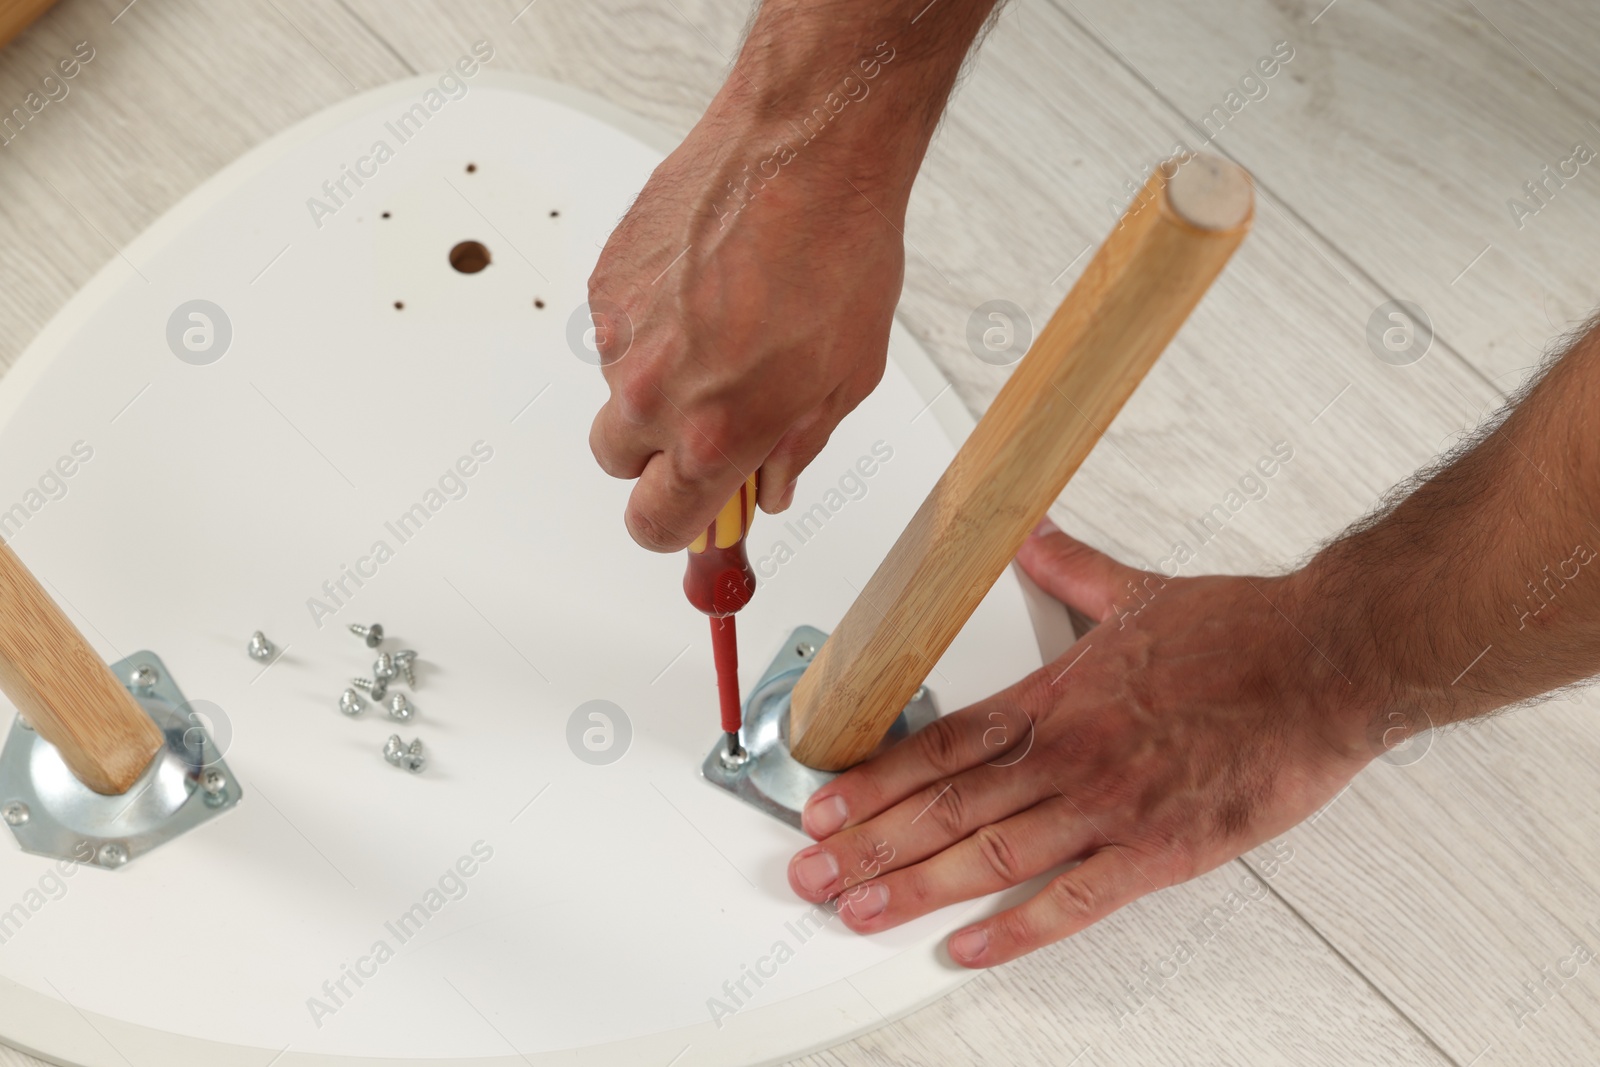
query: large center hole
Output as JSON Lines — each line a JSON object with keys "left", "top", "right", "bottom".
{"left": 450, "top": 240, "right": 491, "bottom": 274}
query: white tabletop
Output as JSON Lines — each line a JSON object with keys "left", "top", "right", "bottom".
{"left": 1, "top": 0, "right": 1598, "bottom": 1064}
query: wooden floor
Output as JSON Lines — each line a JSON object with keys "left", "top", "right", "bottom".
{"left": 2, "top": 0, "right": 1599, "bottom": 1063}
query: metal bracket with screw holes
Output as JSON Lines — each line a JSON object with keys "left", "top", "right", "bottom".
{"left": 701, "top": 625, "right": 937, "bottom": 829}
{"left": 0, "top": 652, "right": 242, "bottom": 870}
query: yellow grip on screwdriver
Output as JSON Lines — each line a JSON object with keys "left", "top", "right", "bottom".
{"left": 689, "top": 474, "right": 758, "bottom": 553}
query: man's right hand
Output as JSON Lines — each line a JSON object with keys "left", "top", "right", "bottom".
{"left": 584, "top": 0, "right": 1006, "bottom": 552}
{"left": 586, "top": 105, "right": 905, "bottom": 551}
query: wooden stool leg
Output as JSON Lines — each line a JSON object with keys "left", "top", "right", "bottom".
{"left": 789, "top": 153, "right": 1255, "bottom": 772}
{"left": 0, "top": 1, "right": 61, "bottom": 50}
{"left": 0, "top": 542, "right": 164, "bottom": 794}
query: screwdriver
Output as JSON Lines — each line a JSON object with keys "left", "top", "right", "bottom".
{"left": 683, "top": 474, "right": 758, "bottom": 763}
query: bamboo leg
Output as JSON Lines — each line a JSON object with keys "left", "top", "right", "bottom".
{"left": 0, "top": 542, "right": 163, "bottom": 794}
{"left": 789, "top": 153, "right": 1255, "bottom": 771}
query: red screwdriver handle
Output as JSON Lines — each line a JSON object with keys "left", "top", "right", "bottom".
{"left": 683, "top": 474, "right": 757, "bottom": 617}
{"left": 685, "top": 474, "right": 759, "bottom": 737}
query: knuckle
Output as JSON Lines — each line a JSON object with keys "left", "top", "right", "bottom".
{"left": 920, "top": 779, "right": 968, "bottom": 838}
{"left": 767, "top": 423, "right": 834, "bottom": 473}
{"left": 972, "top": 825, "right": 1024, "bottom": 885}
{"left": 1045, "top": 872, "right": 1102, "bottom": 921}
{"left": 678, "top": 422, "right": 740, "bottom": 478}
{"left": 915, "top": 716, "right": 970, "bottom": 776}
{"left": 612, "top": 372, "right": 660, "bottom": 427}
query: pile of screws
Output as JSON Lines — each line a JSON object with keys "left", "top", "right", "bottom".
{"left": 244, "top": 621, "right": 431, "bottom": 773}
{"left": 342, "top": 623, "right": 427, "bottom": 774}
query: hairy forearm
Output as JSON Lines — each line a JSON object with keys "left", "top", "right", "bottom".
{"left": 1300, "top": 319, "right": 1600, "bottom": 732}
{"left": 706, "top": 0, "right": 1002, "bottom": 198}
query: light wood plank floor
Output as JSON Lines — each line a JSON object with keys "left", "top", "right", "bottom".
{"left": 0, "top": 0, "right": 1596, "bottom": 1064}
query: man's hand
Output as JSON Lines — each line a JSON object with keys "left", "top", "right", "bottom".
{"left": 586, "top": 0, "right": 1003, "bottom": 551}
{"left": 783, "top": 315, "right": 1600, "bottom": 966}
{"left": 787, "top": 520, "right": 1374, "bottom": 967}
{"left": 587, "top": 108, "right": 903, "bottom": 550}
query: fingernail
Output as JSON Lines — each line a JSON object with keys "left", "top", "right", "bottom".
{"left": 804, "top": 794, "right": 848, "bottom": 837}
{"left": 1032, "top": 515, "right": 1059, "bottom": 538}
{"left": 793, "top": 848, "right": 839, "bottom": 894}
{"left": 845, "top": 883, "right": 889, "bottom": 921}
{"left": 949, "top": 927, "right": 988, "bottom": 964}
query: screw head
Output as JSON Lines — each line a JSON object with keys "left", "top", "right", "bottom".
{"left": 16, "top": 714, "right": 32, "bottom": 731}
{"left": 339, "top": 688, "right": 366, "bottom": 717}
{"left": 97, "top": 842, "right": 129, "bottom": 868}
{"left": 374, "top": 652, "right": 397, "bottom": 682}
{"left": 795, "top": 641, "right": 816, "bottom": 658}
{"left": 247, "top": 631, "right": 276, "bottom": 662}
{"left": 202, "top": 770, "right": 227, "bottom": 796}
{"left": 350, "top": 622, "right": 385, "bottom": 648}
{"left": 387, "top": 693, "right": 414, "bottom": 722}
{"left": 352, "top": 677, "right": 387, "bottom": 702}
{"left": 3, "top": 801, "right": 29, "bottom": 826}
{"left": 383, "top": 736, "right": 424, "bottom": 772}
{"left": 129, "top": 664, "right": 160, "bottom": 692}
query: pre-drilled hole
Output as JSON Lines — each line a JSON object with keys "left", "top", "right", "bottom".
{"left": 466, "top": 162, "right": 477, "bottom": 173}
{"left": 394, "top": 300, "right": 404, "bottom": 310}
{"left": 533, "top": 298, "right": 545, "bottom": 309}
{"left": 381, "top": 211, "right": 391, "bottom": 219}
{"left": 450, "top": 240, "right": 491, "bottom": 274}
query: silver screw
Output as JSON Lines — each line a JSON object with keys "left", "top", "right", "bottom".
{"left": 351, "top": 677, "right": 388, "bottom": 702}
{"left": 373, "top": 651, "right": 397, "bottom": 682}
{"left": 247, "top": 631, "right": 276, "bottom": 662}
{"left": 16, "top": 714, "right": 33, "bottom": 731}
{"left": 795, "top": 641, "right": 816, "bottom": 658}
{"left": 202, "top": 770, "right": 227, "bottom": 796}
{"left": 393, "top": 650, "right": 417, "bottom": 686}
{"left": 98, "top": 842, "right": 129, "bottom": 868}
{"left": 129, "top": 664, "right": 160, "bottom": 692}
{"left": 719, "top": 735, "right": 749, "bottom": 770}
{"left": 384, "top": 735, "right": 425, "bottom": 772}
{"left": 387, "top": 692, "right": 415, "bottom": 722}
{"left": 2, "top": 801, "right": 28, "bottom": 826}
{"left": 349, "top": 622, "right": 385, "bottom": 648}
{"left": 912, "top": 686, "right": 928, "bottom": 703}
{"left": 339, "top": 688, "right": 366, "bottom": 717}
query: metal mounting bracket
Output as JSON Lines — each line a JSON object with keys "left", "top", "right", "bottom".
{"left": 701, "top": 625, "right": 937, "bottom": 829}
{"left": 0, "top": 651, "right": 241, "bottom": 870}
